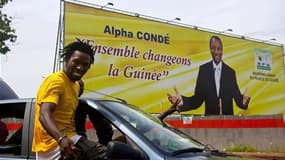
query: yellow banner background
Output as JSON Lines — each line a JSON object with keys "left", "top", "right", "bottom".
{"left": 64, "top": 2, "right": 285, "bottom": 115}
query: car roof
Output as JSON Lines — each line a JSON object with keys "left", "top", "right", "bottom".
{"left": 0, "top": 79, "right": 18, "bottom": 100}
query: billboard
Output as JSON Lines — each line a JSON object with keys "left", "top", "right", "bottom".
{"left": 63, "top": 1, "right": 285, "bottom": 115}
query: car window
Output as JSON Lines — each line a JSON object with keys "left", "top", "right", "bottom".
{"left": 0, "top": 101, "right": 25, "bottom": 157}
{"left": 101, "top": 101, "right": 205, "bottom": 153}
{"left": 79, "top": 103, "right": 148, "bottom": 159}
{"left": 83, "top": 107, "right": 131, "bottom": 144}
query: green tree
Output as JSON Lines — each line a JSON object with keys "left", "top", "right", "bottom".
{"left": 0, "top": 0, "right": 17, "bottom": 55}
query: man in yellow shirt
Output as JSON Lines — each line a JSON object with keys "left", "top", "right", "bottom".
{"left": 32, "top": 40, "right": 107, "bottom": 159}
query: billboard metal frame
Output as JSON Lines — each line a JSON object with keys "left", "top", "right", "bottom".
{"left": 53, "top": 0, "right": 284, "bottom": 73}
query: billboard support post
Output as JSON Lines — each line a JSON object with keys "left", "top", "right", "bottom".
{"left": 53, "top": 0, "right": 65, "bottom": 73}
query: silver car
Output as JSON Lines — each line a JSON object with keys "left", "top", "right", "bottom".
{"left": 0, "top": 96, "right": 246, "bottom": 159}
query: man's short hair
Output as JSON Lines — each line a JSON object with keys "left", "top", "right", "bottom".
{"left": 61, "top": 40, "right": 95, "bottom": 64}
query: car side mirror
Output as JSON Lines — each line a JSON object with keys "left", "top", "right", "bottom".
{"left": 107, "top": 141, "right": 145, "bottom": 160}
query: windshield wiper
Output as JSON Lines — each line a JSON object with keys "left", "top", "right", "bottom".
{"left": 204, "top": 144, "right": 229, "bottom": 157}
{"left": 171, "top": 147, "right": 204, "bottom": 156}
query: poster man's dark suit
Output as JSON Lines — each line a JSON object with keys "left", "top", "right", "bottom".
{"left": 180, "top": 61, "right": 248, "bottom": 115}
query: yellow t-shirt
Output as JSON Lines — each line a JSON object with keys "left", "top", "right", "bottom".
{"left": 32, "top": 71, "right": 80, "bottom": 152}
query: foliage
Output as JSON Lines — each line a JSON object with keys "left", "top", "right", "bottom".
{"left": 225, "top": 145, "right": 257, "bottom": 152}
{"left": 0, "top": 0, "right": 17, "bottom": 55}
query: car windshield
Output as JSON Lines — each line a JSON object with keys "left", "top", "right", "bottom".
{"left": 100, "top": 101, "right": 205, "bottom": 154}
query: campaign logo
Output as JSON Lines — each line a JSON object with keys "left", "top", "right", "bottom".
{"left": 254, "top": 49, "right": 272, "bottom": 71}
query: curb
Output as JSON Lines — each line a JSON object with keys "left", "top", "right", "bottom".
{"left": 227, "top": 152, "right": 285, "bottom": 159}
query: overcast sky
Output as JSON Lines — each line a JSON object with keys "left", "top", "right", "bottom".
{"left": 1, "top": 0, "right": 284, "bottom": 98}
